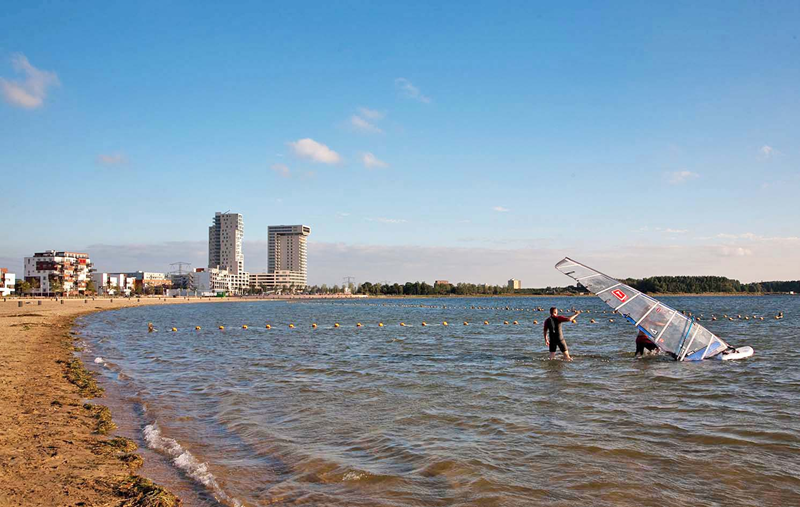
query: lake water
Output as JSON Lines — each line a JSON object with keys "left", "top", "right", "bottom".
{"left": 77, "top": 296, "right": 800, "bottom": 507}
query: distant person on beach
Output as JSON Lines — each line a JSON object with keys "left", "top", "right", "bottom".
{"left": 634, "top": 330, "right": 659, "bottom": 357}
{"left": 543, "top": 307, "right": 580, "bottom": 361}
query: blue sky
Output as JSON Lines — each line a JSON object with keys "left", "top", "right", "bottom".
{"left": 1, "top": 1, "right": 798, "bottom": 285}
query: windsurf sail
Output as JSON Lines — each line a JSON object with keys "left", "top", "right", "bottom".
{"left": 555, "top": 257, "right": 730, "bottom": 361}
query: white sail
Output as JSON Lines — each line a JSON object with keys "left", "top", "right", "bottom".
{"left": 555, "top": 257, "right": 730, "bottom": 361}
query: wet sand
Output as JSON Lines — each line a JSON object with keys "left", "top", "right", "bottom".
{"left": 0, "top": 297, "right": 246, "bottom": 507}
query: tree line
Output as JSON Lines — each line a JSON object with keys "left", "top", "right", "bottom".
{"left": 311, "top": 276, "right": 800, "bottom": 296}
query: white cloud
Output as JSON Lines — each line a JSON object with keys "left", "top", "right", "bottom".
{"left": 493, "top": 206, "right": 510, "bottom": 212}
{"left": 366, "top": 217, "right": 407, "bottom": 224}
{"left": 270, "top": 163, "right": 291, "bottom": 178}
{"left": 720, "top": 246, "right": 753, "bottom": 257}
{"left": 0, "top": 53, "right": 60, "bottom": 109}
{"left": 350, "top": 115, "right": 383, "bottom": 134}
{"left": 96, "top": 153, "right": 127, "bottom": 166}
{"left": 667, "top": 170, "right": 700, "bottom": 184}
{"left": 760, "top": 145, "right": 774, "bottom": 158}
{"left": 337, "top": 212, "right": 351, "bottom": 217}
{"left": 665, "top": 228, "right": 688, "bottom": 234}
{"left": 288, "top": 138, "right": 342, "bottom": 164}
{"left": 361, "top": 152, "right": 389, "bottom": 169}
{"left": 395, "top": 78, "right": 431, "bottom": 103}
{"left": 358, "top": 107, "right": 385, "bottom": 120}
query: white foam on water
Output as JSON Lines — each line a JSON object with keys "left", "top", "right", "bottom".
{"left": 94, "top": 357, "right": 104, "bottom": 364}
{"left": 143, "top": 421, "right": 243, "bottom": 507}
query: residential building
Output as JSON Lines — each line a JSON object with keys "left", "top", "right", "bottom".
{"left": 250, "top": 270, "right": 306, "bottom": 292}
{"left": 267, "top": 225, "right": 310, "bottom": 288}
{"left": 209, "top": 212, "right": 245, "bottom": 275}
{"left": 91, "top": 272, "right": 136, "bottom": 295}
{"left": 434, "top": 280, "right": 451, "bottom": 287}
{"left": 208, "top": 212, "right": 249, "bottom": 293}
{"left": 0, "top": 269, "right": 15, "bottom": 296}
{"left": 126, "top": 271, "right": 172, "bottom": 291}
{"left": 508, "top": 279, "right": 522, "bottom": 290}
{"left": 24, "top": 251, "right": 93, "bottom": 296}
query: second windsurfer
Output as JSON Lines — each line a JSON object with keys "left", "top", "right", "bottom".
{"left": 543, "top": 307, "right": 580, "bottom": 360}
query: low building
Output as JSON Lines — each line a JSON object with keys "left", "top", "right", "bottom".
{"left": 0, "top": 269, "right": 15, "bottom": 296}
{"left": 24, "top": 251, "right": 93, "bottom": 296}
{"left": 208, "top": 268, "right": 249, "bottom": 295}
{"left": 508, "top": 279, "right": 521, "bottom": 290}
{"left": 434, "top": 280, "right": 451, "bottom": 287}
{"left": 91, "top": 272, "right": 136, "bottom": 295}
{"left": 250, "top": 271, "right": 306, "bottom": 292}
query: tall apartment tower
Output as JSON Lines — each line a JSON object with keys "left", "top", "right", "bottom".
{"left": 208, "top": 212, "right": 245, "bottom": 274}
{"left": 267, "top": 225, "right": 311, "bottom": 286}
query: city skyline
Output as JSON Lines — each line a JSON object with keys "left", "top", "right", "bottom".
{"left": 1, "top": 2, "right": 799, "bottom": 286}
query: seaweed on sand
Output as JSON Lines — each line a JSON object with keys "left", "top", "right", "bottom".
{"left": 117, "top": 475, "right": 181, "bottom": 507}
{"left": 83, "top": 403, "right": 118, "bottom": 434}
{"left": 60, "top": 357, "right": 104, "bottom": 397}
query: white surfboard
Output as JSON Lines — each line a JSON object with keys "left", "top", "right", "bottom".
{"left": 716, "top": 346, "right": 754, "bottom": 361}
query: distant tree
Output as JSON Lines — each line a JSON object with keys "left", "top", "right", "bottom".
{"left": 86, "top": 280, "right": 97, "bottom": 295}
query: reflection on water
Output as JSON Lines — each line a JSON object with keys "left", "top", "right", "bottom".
{"left": 78, "top": 296, "right": 800, "bottom": 507}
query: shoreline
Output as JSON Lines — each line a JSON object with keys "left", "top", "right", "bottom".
{"left": 0, "top": 296, "right": 266, "bottom": 507}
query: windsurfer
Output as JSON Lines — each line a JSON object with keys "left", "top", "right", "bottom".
{"left": 634, "top": 330, "right": 658, "bottom": 357}
{"left": 543, "top": 307, "right": 580, "bottom": 360}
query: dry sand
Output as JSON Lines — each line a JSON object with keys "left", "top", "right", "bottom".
{"left": 0, "top": 297, "right": 239, "bottom": 507}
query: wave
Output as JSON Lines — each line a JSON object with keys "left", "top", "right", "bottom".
{"left": 143, "top": 421, "right": 242, "bottom": 507}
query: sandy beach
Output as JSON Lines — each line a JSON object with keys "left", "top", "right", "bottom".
{"left": 0, "top": 297, "right": 235, "bottom": 507}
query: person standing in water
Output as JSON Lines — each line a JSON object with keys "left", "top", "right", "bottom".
{"left": 543, "top": 307, "right": 580, "bottom": 360}
{"left": 634, "top": 329, "right": 659, "bottom": 357}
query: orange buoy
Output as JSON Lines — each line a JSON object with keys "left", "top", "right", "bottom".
{"left": 484, "top": 320, "right": 489, "bottom": 325}
{"left": 334, "top": 323, "right": 340, "bottom": 328}
{"left": 289, "top": 324, "right": 295, "bottom": 328}
{"left": 357, "top": 323, "right": 363, "bottom": 327}
{"left": 171, "top": 327, "right": 177, "bottom": 332}
{"left": 504, "top": 321, "right": 509, "bottom": 325}
{"left": 378, "top": 322, "right": 384, "bottom": 327}
{"left": 312, "top": 323, "right": 317, "bottom": 328}
{"left": 463, "top": 321, "right": 468, "bottom": 326}
{"left": 195, "top": 326, "right": 201, "bottom": 330}
{"left": 421, "top": 322, "right": 427, "bottom": 326}
{"left": 266, "top": 324, "right": 271, "bottom": 329}
{"left": 243, "top": 325, "right": 248, "bottom": 329}
{"left": 219, "top": 325, "right": 224, "bottom": 330}
{"left": 513, "top": 321, "right": 518, "bottom": 325}
{"left": 442, "top": 321, "right": 448, "bottom": 326}
{"left": 400, "top": 322, "right": 406, "bottom": 327}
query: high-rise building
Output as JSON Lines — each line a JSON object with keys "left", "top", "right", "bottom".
{"left": 24, "top": 251, "right": 93, "bottom": 296}
{"left": 508, "top": 278, "right": 522, "bottom": 290}
{"left": 208, "top": 212, "right": 245, "bottom": 275}
{"left": 208, "top": 212, "right": 249, "bottom": 293}
{"left": 266, "top": 225, "right": 311, "bottom": 288}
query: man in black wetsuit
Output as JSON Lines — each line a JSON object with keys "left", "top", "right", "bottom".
{"left": 543, "top": 307, "right": 580, "bottom": 361}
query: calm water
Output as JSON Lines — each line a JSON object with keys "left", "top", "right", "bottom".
{"left": 77, "top": 296, "right": 800, "bottom": 507}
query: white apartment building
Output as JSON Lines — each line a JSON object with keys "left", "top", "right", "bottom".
{"left": 250, "top": 270, "right": 306, "bottom": 292}
{"left": 1, "top": 269, "right": 15, "bottom": 296}
{"left": 24, "top": 251, "right": 93, "bottom": 296}
{"left": 267, "top": 225, "right": 310, "bottom": 288}
{"left": 208, "top": 212, "right": 249, "bottom": 294}
{"left": 91, "top": 272, "right": 136, "bottom": 295}
{"left": 508, "top": 279, "right": 522, "bottom": 290}
{"left": 209, "top": 212, "right": 245, "bottom": 275}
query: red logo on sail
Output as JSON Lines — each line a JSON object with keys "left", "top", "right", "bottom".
{"left": 612, "top": 289, "right": 627, "bottom": 302}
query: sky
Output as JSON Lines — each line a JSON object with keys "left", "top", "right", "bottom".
{"left": 1, "top": 1, "right": 799, "bottom": 286}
